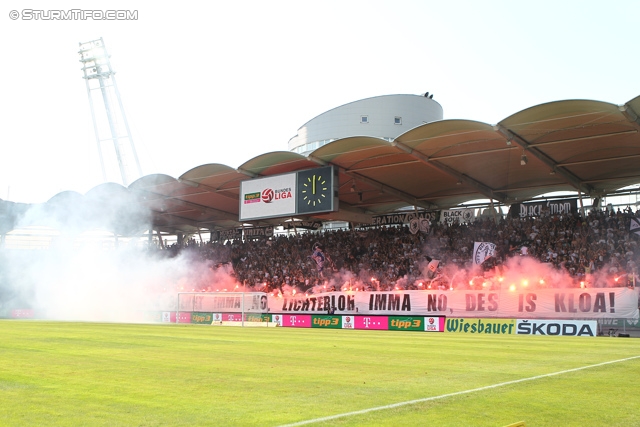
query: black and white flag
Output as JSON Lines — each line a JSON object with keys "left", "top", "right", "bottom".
{"left": 473, "top": 242, "right": 496, "bottom": 265}
{"left": 630, "top": 218, "right": 640, "bottom": 236}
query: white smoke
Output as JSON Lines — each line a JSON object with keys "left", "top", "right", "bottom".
{"left": 0, "top": 186, "right": 246, "bottom": 322}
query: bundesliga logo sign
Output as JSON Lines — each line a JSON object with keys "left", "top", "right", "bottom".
{"left": 261, "top": 188, "right": 274, "bottom": 202}
{"left": 260, "top": 188, "right": 292, "bottom": 203}
{"left": 243, "top": 187, "right": 293, "bottom": 204}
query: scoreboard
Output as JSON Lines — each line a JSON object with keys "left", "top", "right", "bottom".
{"left": 239, "top": 166, "right": 338, "bottom": 221}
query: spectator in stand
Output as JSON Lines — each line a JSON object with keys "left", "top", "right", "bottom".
{"left": 150, "top": 206, "right": 640, "bottom": 292}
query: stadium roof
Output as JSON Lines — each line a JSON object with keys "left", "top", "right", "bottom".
{"left": 3, "top": 94, "right": 640, "bottom": 235}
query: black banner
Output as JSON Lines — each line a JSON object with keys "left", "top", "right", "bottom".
{"left": 371, "top": 211, "right": 439, "bottom": 226}
{"left": 509, "top": 199, "right": 578, "bottom": 218}
{"left": 243, "top": 226, "right": 274, "bottom": 239}
{"left": 283, "top": 221, "right": 323, "bottom": 230}
{"left": 213, "top": 229, "right": 242, "bottom": 242}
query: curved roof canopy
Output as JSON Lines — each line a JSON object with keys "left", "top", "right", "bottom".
{"left": 3, "top": 95, "right": 640, "bottom": 235}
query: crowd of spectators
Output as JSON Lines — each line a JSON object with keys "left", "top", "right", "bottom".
{"left": 156, "top": 207, "right": 640, "bottom": 293}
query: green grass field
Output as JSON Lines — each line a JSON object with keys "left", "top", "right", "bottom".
{"left": 0, "top": 321, "right": 639, "bottom": 426}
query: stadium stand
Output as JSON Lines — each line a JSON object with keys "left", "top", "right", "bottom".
{"left": 150, "top": 207, "right": 640, "bottom": 294}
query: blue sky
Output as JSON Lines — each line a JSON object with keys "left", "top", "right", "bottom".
{"left": 1, "top": 0, "right": 639, "bottom": 203}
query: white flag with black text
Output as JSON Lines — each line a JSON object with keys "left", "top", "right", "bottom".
{"left": 473, "top": 242, "right": 496, "bottom": 265}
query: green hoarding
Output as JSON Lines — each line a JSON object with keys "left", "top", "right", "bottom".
{"left": 246, "top": 313, "right": 271, "bottom": 323}
{"left": 191, "top": 312, "right": 213, "bottom": 324}
{"left": 388, "top": 316, "right": 424, "bottom": 331}
{"left": 445, "top": 318, "right": 516, "bottom": 334}
{"left": 143, "top": 311, "right": 163, "bottom": 323}
{"left": 311, "top": 315, "right": 342, "bottom": 329}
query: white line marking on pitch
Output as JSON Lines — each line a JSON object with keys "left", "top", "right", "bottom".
{"left": 276, "top": 355, "right": 640, "bottom": 427}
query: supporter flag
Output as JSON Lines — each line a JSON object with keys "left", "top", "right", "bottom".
{"left": 630, "top": 218, "right": 640, "bottom": 236}
{"left": 409, "top": 217, "right": 420, "bottom": 234}
{"left": 419, "top": 218, "right": 431, "bottom": 233}
{"left": 473, "top": 242, "right": 496, "bottom": 265}
{"left": 410, "top": 217, "right": 431, "bottom": 234}
{"left": 427, "top": 257, "right": 440, "bottom": 280}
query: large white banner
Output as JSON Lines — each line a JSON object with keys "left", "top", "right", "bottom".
{"left": 440, "top": 208, "right": 475, "bottom": 224}
{"left": 270, "top": 288, "right": 639, "bottom": 320}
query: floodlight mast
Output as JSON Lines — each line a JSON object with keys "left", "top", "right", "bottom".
{"left": 78, "top": 37, "right": 142, "bottom": 186}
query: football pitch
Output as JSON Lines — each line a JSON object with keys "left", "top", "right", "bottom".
{"left": 1, "top": 321, "right": 638, "bottom": 426}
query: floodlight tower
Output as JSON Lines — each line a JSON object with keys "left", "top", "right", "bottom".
{"left": 79, "top": 37, "right": 142, "bottom": 186}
